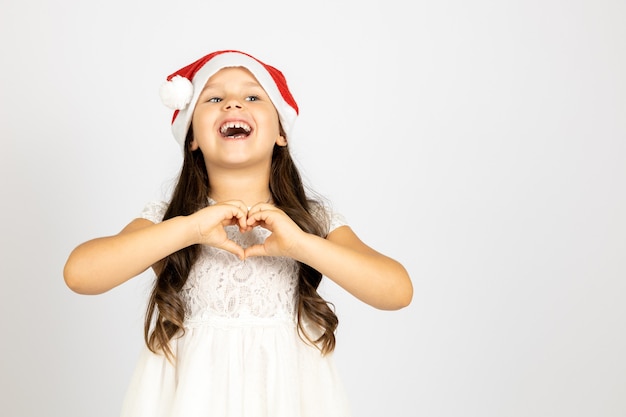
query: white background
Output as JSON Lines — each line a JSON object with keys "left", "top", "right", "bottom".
{"left": 1, "top": 0, "right": 625, "bottom": 416}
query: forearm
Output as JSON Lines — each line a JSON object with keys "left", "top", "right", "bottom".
{"left": 292, "top": 230, "right": 413, "bottom": 310}
{"left": 63, "top": 216, "right": 196, "bottom": 295}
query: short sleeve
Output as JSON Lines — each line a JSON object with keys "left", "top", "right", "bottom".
{"left": 310, "top": 201, "right": 348, "bottom": 235}
{"left": 139, "top": 201, "right": 169, "bottom": 224}
{"left": 328, "top": 210, "right": 348, "bottom": 233}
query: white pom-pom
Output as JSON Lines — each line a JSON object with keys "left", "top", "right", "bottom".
{"left": 159, "top": 75, "right": 194, "bottom": 110}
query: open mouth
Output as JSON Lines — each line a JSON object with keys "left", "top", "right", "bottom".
{"left": 220, "top": 121, "right": 252, "bottom": 139}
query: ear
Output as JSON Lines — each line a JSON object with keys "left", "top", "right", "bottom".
{"left": 276, "top": 134, "right": 288, "bottom": 147}
{"left": 189, "top": 138, "right": 199, "bottom": 151}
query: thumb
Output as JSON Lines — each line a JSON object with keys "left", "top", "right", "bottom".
{"left": 217, "top": 240, "right": 245, "bottom": 260}
{"left": 243, "top": 244, "right": 268, "bottom": 259}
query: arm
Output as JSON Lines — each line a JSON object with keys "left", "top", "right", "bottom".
{"left": 294, "top": 225, "right": 413, "bottom": 310}
{"left": 63, "top": 216, "right": 197, "bottom": 295}
{"left": 63, "top": 201, "right": 251, "bottom": 295}
{"left": 245, "top": 204, "right": 413, "bottom": 310}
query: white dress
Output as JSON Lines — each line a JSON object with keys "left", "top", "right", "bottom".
{"left": 119, "top": 201, "right": 352, "bottom": 417}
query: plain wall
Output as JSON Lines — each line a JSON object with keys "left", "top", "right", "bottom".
{"left": 1, "top": 0, "right": 625, "bottom": 416}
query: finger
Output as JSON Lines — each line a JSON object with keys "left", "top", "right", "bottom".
{"left": 219, "top": 202, "right": 249, "bottom": 230}
{"left": 246, "top": 207, "right": 275, "bottom": 228}
{"left": 247, "top": 202, "right": 276, "bottom": 216}
{"left": 217, "top": 239, "right": 245, "bottom": 260}
{"left": 244, "top": 244, "right": 269, "bottom": 259}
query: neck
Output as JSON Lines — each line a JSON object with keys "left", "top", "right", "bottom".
{"left": 207, "top": 168, "right": 272, "bottom": 207}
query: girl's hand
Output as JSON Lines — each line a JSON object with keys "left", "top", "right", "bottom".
{"left": 244, "top": 203, "right": 307, "bottom": 259}
{"left": 189, "top": 200, "right": 250, "bottom": 259}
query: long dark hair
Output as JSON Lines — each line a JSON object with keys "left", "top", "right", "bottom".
{"left": 144, "top": 126, "right": 338, "bottom": 361}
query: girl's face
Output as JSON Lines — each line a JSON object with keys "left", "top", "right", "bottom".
{"left": 190, "top": 67, "right": 286, "bottom": 169}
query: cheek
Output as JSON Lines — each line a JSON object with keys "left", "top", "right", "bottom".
{"left": 262, "top": 112, "right": 282, "bottom": 135}
{"left": 192, "top": 105, "right": 217, "bottom": 127}
{"left": 190, "top": 113, "right": 215, "bottom": 148}
{"left": 191, "top": 113, "right": 208, "bottom": 131}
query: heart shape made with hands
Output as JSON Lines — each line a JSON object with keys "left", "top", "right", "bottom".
{"left": 206, "top": 202, "right": 289, "bottom": 260}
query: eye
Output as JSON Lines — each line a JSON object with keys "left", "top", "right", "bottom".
{"left": 246, "top": 95, "right": 260, "bottom": 102}
{"left": 207, "top": 97, "right": 222, "bottom": 103}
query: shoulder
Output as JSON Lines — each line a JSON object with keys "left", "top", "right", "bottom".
{"left": 138, "top": 201, "right": 169, "bottom": 223}
{"left": 309, "top": 200, "right": 348, "bottom": 235}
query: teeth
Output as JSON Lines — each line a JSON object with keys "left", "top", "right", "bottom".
{"left": 220, "top": 121, "right": 251, "bottom": 134}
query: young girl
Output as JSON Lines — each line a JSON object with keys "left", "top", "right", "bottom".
{"left": 64, "top": 49, "right": 413, "bottom": 417}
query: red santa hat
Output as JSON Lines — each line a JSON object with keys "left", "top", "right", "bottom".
{"left": 159, "top": 50, "right": 299, "bottom": 151}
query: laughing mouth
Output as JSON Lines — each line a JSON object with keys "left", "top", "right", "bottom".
{"left": 220, "top": 121, "right": 252, "bottom": 139}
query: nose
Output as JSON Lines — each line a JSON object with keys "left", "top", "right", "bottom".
{"left": 223, "top": 99, "right": 243, "bottom": 110}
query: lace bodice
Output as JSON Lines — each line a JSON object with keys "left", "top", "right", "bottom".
{"left": 139, "top": 201, "right": 347, "bottom": 326}
{"left": 183, "top": 227, "right": 300, "bottom": 324}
